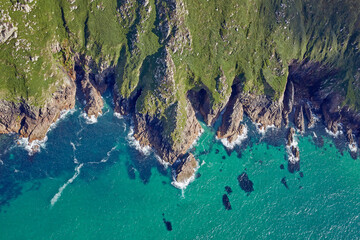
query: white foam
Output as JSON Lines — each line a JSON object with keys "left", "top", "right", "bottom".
{"left": 325, "top": 127, "right": 343, "bottom": 138}
{"left": 100, "top": 145, "right": 117, "bottom": 163}
{"left": 127, "top": 127, "right": 151, "bottom": 156}
{"left": 171, "top": 174, "right": 196, "bottom": 190}
{"left": 70, "top": 142, "right": 77, "bottom": 151}
{"left": 218, "top": 125, "right": 248, "bottom": 149}
{"left": 189, "top": 127, "right": 204, "bottom": 149}
{"left": 255, "top": 123, "right": 276, "bottom": 135}
{"left": 81, "top": 112, "right": 99, "bottom": 124}
{"left": 17, "top": 136, "right": 48, "bottom": 155}
{"left": 313, "top": 132, "right": 317, "bottom": 138}
{"left": 114, "top": 112, "right": 123, "bottom": 119}
{"left": 155, "top": 154, "right": 170, "bottom": 168}
{"left": 171, "top": 164, "right": 200, "bottom": 190}
{"left": 286, "top": 134, "right": 299, "bottom": 163}
{"left": 50, "top": 163, "right": 83, "bottom": 206}
{"left": 49, "top": 109, "right": 76, "bottom": 131}
{"left": 348, "top": 134, "right": 358, "bottom": 153}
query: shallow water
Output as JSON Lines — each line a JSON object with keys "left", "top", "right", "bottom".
{"left": 0, "top": 94, "right": 359, "bottom": 239}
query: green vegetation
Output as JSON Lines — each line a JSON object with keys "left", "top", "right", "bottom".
{"left": 0, "top": 0, "right": 359, "bottom": 141}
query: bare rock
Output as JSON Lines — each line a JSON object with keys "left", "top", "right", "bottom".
{"left": 294, "top": 105, "right": 305, "bottom": 132}
{"left": 174, "top": 153, "right": 198, "bottom": 183}
{"left": 80, "top": 72, "right": 103, "bottom": 117}
{"left": 217, "top": 96, "right": 244, "bottom": 143}
{"left": 304, "top": 103, "right": 315, "bottom": 128}
{"left": 287, "top": 127, "right": 295, "bottom": 146}
{"left": 0, "top": 76, "right": 76, "bottom": 142}
{"left": 282, "top": 80, "right": 294, "bottom": 126}
{"left": 239, "top": 93, "right": 282, "bottom": 130}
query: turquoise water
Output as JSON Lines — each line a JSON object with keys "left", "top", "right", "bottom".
{"left": 0, "top": 94, "right": 360, "bottom": 239}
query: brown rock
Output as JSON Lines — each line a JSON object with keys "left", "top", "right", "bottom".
{"left": 217, "top": 96, "right": 244, "bottom": 143}
{"left": 282, "top": 80, "right": 294, "bottom": 126}
{"left": 287, "top": 127, "right": 295, "bottom": 146}
{"left": 175, "top": 153, "right": 198, "bottom": 183}
{"left": 80, "top": 72, "right": 103, "bottom": 117}
{"left": 0, "top": 75, "right": 76, "bottom": 142}
{"left": 239, "top": 93, "right": 282, "bottom": 129}
{"left": 294, "top": 105, "right": 305, "bottom": 132}
{"left": 304, "top": 103, "right": 315, "bottom": 128}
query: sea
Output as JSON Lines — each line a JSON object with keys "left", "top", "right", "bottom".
{"left": 0, "top": 92, "right": 359, "bottom": 240}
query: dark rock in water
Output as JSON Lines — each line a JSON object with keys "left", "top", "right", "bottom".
{"left": 281, "top": 177, "right": 289, "bottom": 189}
{"left": 163, "top": 218, "right": 172, "bottom": 231}
{"left": 280, "top": 164, "right": 284, "bottom": 170}
{"left": 127, "top": 163, "right": 136, "bottom": 180}
{"left": 162, "top": 181, "right": 167, "bottom": 185}
{"left": 288, "top": 160, "right": 300, "bottom": 173}
{"left": 222, "top": 194, "right": 232, "bottom": 210}
{"left": 299, "top": 172, "right": 304, "bottom": 178}
{"left": 225, "top": 186, "right": 233, "bottom": 194}
{"left": 237, "top": 172, "right": 254, "bottom": 194}
{"left": 219, "top": 169, "right": 222, "bottom": 172}
{"left": 222, "top": 156, "right": 226, "bottom": 159}
{"left": 215, "top": 149, "right": 220, "bottom": 154}
{"left": 195, "top": 173, "right": 201, "bottom": 179}
{"left": 295, "top": 105, "right": 305, "bottom": 133}
{"left": 258, "top": 160, "right": 263, "bottom": 165}
{"left": 299, "top": 186, "right": 303, "bottom": 189}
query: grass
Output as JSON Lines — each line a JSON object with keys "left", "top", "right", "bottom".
{"left": 0, "top": 0, "right": 359, "bottom": 141}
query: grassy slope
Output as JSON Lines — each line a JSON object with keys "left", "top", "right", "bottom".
{"left": 0, "top": 0, "right": 359, "bottom": 129}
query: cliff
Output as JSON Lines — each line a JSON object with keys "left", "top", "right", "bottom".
{"left": 1, "top": 0, "right": 360, "bottom": 175}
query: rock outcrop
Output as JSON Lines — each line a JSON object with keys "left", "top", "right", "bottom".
{"left": 80, "top": 72, "right": 104, "bottom": 118}
{"left": 294, "top": 105, "right": 305, "bottom": 133}
{"left": 239, "top": 93, "right": 283, "bottom": 130}
{"left": 304, "top": 103, "right": 316, "bottom": 128}
{"left": 0, "top": 76, "right": 76, "bottom": 142}
{"left": 174, "top": 153, "right": 198, "bottom": 183}
{"left": 217, "top": 95, "right": 244, "bottom": 143}
{"left": 282, "top": 80, "right": 294, "bottom": 126}
{"left": 133, "top": 99, "right": 202, "bottom": 164}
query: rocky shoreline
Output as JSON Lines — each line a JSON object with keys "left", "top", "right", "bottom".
{"left": 0, "top": 58, "right": 359, "bottom": 186}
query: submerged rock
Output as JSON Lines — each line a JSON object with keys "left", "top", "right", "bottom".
{"left": 225, "top": 186, "right": 233, "bottom": 194}
{"left": 222, "top": 194, "right": 232, "bottom": 210}
{"left": 162, "top": 218, "right": 172, "bottom": 231}
{"left": 281, "top": 177, "right": 289, "bottom": 189}
{"left": 237, "top": 172, "right": 254, "bottom": 194}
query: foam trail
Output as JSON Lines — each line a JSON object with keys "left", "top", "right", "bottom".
{"left": 100, "top": 145, "right": 117, "bottom": 163}
{"left": 50, "top": 163, "right": 84, "bottom": 206}
{"left": 127, "top": 127, "right": 151, "bottom": 156}
{"left": 218, "top": 125, "right": 248, "bottom": 149}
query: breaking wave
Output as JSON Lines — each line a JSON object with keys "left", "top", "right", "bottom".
{"left": 218, "top": 125, "right": 248, "bottom": 149}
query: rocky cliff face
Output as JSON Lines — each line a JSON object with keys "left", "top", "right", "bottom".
{"left": 0, "top": 74, "right": 76, "bottom": 143}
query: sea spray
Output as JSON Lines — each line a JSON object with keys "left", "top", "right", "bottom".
{"left": 217, "top": 125, "right": 248, "bottom": 149}
{"left": 127, "top": 127, "right": 151, "bottom": 156}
